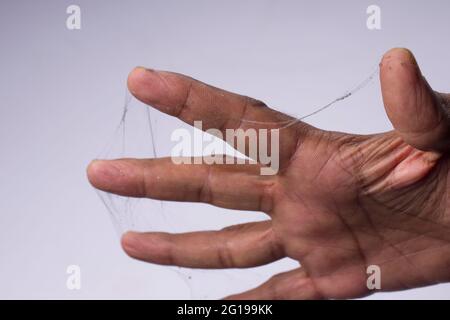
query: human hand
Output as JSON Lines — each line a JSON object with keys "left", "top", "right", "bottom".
{"left": 87, "top": 48, "right": 450, "bottom": 299}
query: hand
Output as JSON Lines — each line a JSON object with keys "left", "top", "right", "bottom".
{"left": 87, "top": 48, "right": 450, "bottom": 299}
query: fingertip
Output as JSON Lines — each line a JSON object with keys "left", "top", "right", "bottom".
{"left": 86, "top": 159, "right": 103, "bottom": 186}
{"left": 127, "top": 66, "right": 147, "bottom": 94}
{"left": 86, "top": 159, "right": 122, "bottom": 190}
{"left": 127, "top": 66, "right": 160, "bottom": 101}
{"left": 381, "top": 47, "right": 417, "bottom": 67}
{"left": 122, "top": 231, "right": 174, "bottom": 265}
{"left": 380, "top": 48, "right": 421, "bottom": 84}
{"left": 121, "top": 231, "right": 140, "bottom": 257}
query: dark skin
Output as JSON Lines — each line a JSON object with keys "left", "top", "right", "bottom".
{"left": 87, "top": 48, "right": 450, "bottom": 299}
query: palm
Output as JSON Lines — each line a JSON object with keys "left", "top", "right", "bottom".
{"left": 267, "top": 129, "right": 449, "bottom": 299}
{"left": 88, "top": 48, "right": 450, "bottom": 299}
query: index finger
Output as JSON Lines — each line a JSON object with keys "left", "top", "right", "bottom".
{"left": 127, "top": 67, "right": 311, "bottom": 166}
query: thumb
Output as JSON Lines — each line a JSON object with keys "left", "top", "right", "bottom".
{"left": 380, "top": 48, "right": 450, "bottom": 152}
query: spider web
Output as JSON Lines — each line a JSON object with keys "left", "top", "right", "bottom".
{"left": 94, "top": 65, "right": 379, "bottom": 299}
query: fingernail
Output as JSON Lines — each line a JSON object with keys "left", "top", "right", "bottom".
{"left": 135, "top": 66, "right": 154, "bottom": 73}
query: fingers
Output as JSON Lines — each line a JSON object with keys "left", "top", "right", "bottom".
{"left": 121, "top": 221, "right": 284, "bottom": 269}
{"left": 87, "top": 157, "right": 276, "bottom": 212}
{"left": 225, "top": 268, "right": 323, "bottom": 300}
{"left": 380, "top": 48, "right": 450, "bottom": 152}
{"left": 127, "top": 67, "right": 309, "bottom": 164}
